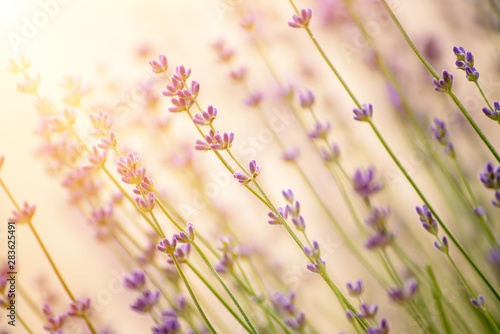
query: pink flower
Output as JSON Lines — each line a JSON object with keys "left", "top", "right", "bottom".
{"left": 288, "top": 9, "right": 312, "bottom": 29}
{"left": 149, "top": 54, "right": 168, "bottom": 74}
{"left": 9, "top": 201, "right": 36, "bottom": 224}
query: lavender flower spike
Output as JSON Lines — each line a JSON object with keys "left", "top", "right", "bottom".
{"left": 482, "top": 101, "right": 500, "bottom": 121}
{"left": 353, "top": 104, "right": 373, "bottom": 122}
{"left": 124, "top": 269, "right": 146, "bottom": 290}
{"left": 352, "top": 167, "right": 383, "bottom": 199}
{"left": 416, "top": 205, "right": 438, "bottom": 235}
{"left": 433, "top": 70, "right": 453, "bottom": 93}
{"left": 346, "top": 280, "right": 363, "bottom": 297}
{"left": 288, "top": 8, "right": 312, "bottom": 29}
{"left": 131, "top": 289, "right": 160, "bottom": 313}
{"left": 430, "top": 117, "right": 455, "bottom": 157}
{"left": 470, "top": 295, "right": 486, "bottom": 309}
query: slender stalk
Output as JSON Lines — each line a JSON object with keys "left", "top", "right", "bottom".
{"left": 452, "top": 157, "right": 497, "bottom": 246}
{"left": 0, "top": 177, "right": 98, "bottom": 334}
{"left": 378, "top": 0, "right": 500, "bottom": 164}
{"left": 427, "top": 265, "right": 453, "bottom": 334}
{"left": 475, "top": 81, "right": 494, "bottom": 112}
{"left": 171, "top": 255, "right": 217, "bottom": 334}
{"left": 367, "top": 120, "right": 500, "bottom": 301}
{"left": 18, "top": 313, "right": 35, "bottom": 334}
{"left": 186, "top": 261, "right": 253, "bottom": 333}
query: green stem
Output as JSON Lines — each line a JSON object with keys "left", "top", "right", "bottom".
{"left": 379, "top": 0, "right": 500, "bottom": 164}
{"left": 452, "top": 157, "right": 497, "bottom": 246}
{"left": 427, "top": 265, "right": 453, "bottom": 334}
{"left": 191, "top": 243, "right": 258, "bottom": 334}
{"left": 171, "top": 255, "right": 217, "bottom": 334}
{"left": 367, "top": 120, "right": 500, "bottom": 302}
{"left": 475, "top": 81, "right": 494, "bottom": 112}
{"left": 186, "top": 261, "right": 254, "bottom": 333}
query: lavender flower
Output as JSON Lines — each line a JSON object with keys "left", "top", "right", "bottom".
{"left": 453, "top": 46, "right": 479, "bottom": 82}
{"left": 282, "top": 147, "right": 300, "bottom": 162}
{"left": 435, "top": 236, "right": 449, "bottom": 253}
{"left": 387, "top": 279, "right": 418, "bottom": 304}
{"left": 367, "top": 319, "right": 389, "bottom": 334}
{"left": 365, "top": 230, "right": 393, "bottom": 250}
{"left": 353, "top": 104, "right": 373, "bottom": 122}
{"left": 430, "top": 117, "right": 455, "bottom": 157}
{"left": 470, "top": 295, "right": 486, "bottom": 309}
{"left": 480, "top": 162, "right": 500, "bottom": 189}
{"left": 352, "top": 167, "right": 383, "bottom": 199}
{"left": 192, "top": 105, "right": 217, "bottom": 126}
{"left": 346, "top": 280, "right": 363, "bottom": 297}
{"left": 308, "top": 121, "right": 331, "bottom": 140}
{"left": 365, "top": 207, "right": 390, "bottom": 231}
{"left": 299, "top": 89, "right": 315, "bottom": 108}
{"left": 152, "top": 316, "right": 181, "bottom": 334}
{"left": 124, "top": 269, "right": 146, "bottom": 290}
{"left": 288, "top": 8, "right": 312, "bottom": 28}
{"left": 482, "top": 101, "right": 500, "bottom": 121}
{"left": 416, "top": 205, "right": 438, "bottom": 235}
{"left": 358, "top": 303, "right": 378, "bottom": 319}
{"left": 433, "top": 70, "right": 453, "bottom": 92}
{"left": 131, "top": 289, "right": 160, "bottom": 313}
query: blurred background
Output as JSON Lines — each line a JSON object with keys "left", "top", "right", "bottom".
{"left": 1, "top": 0, "right": 500, "bottom": 333}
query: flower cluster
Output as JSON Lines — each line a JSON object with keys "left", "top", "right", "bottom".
{"left": 453, "top": 46, "right": 479, "bottom": 82}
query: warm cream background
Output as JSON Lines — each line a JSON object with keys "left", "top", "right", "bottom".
{"left": 1, "top": 0, "right": 499, "bottom": 333}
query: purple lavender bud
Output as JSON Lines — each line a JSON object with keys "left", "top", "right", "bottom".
{"left": 358, "top": 303, "right": 378, "bottom": 318}
{"left": 124, "top": 269, "right": 146, "bottom": 290}
{"left": 248, "top": 160, "right": 260, "bottom": 176}
{"left": 416, "top": 205, "right": 438, "bottom": 235}
{"left": 288, "top": 8, "right": 312, "bottom": 28}
{"left": 465, "top": 66, "right": 479, "bottom": 82}
{"left": 353, "top": 104, "right": 373, "bottom": 122}
{"left": 233, "top": 172, "right": 250, "bottom": 185}
{"left": 282, "top": 189, "right": 294, "bottom": 203}
{"left": 174, "top": 223, "right": 195, "bottom": 243}
{"left": 365, "top": 230, "right": 393, "bottom": 250}
{"left": 299, "top": 89, "right": 315, "bottom": 108}
{"left": 492, "top": 191, "right": 500, "bottom": 208}
{"left": 434, "top": 236, "right": 449, "bottom": 253}
{"left": 321, "top": 142, "right": 340, "bottom": 162}
{"left": 473, "top": 207, "right": 486, "bottom": 220}
{"left": 346, "top": 280, "right": 363, "bottom": 297}
{"left": 308, "top": 121, "right": 331, "bottom": 140}
{"left": 306, "top": 263, "right": 321, "bottom": 273}
{"left": 433, "top": 70, "right": 453, "bottom": 93}
{"left": 488, "top": 248, "right": 500, "bottom": 268}
{"left": 479, "top": 162, "right": 499, "bottom": 189}
{"left": 388, "top": 287, "right": 406, "bottom": 304}
{"left": 453, "top": 46, "right": 466, "bottom": 60}
{"left": 406, "top": 278, "right": 418, "bottom": 297}
{"left": 292, "top": 215, "right": 306, "bottom": 231}
{"left": 482, "top": 106, "right": 499, "bottom": 121}
{"left": 131, "top": 289, "right": 160, "bottom": 313}
{"left": 268, "top": 208, "right": 286, "bottom": 225}
{"left": 285, "top": 311, "right": 306, "bottom": 330}
{"left": 465, "top": 51, "right": 474, "bottom": 67}
{"left": 365, "top": 207, "right": 390, "bottom": 231}
{"left": 152, "top": 316, "right": 181, "bottom": 334}
{"left": 176, "top": 294, "right": 187, "bottom": 313}
{"left": 430, "top": 118, "right": 449, "bottom": 145}
{"left": 167, "top": 244, "right": 192, "bottom": 264}
{"left": 215, "top": 252, "right": 234, "bottom": 273}
{"left": 345, "top": 310, "right": 354, "bottom": 322}
{"left": 470, "top": 295, "right": 486, "bottom": 309}
{"left": 244, "top": 91, "right": 263, "bottom": 107}
{"left": 157, "top": 238, "right": 177, "bottom": 254}
{"left": 455, "top": 60, "right": 465, "bottom": 70}
{"left": 352, "top": 167, "right": 383, "bottom": 199}
{"left": 282, "top": 147, "right": 300, "bottom": 161}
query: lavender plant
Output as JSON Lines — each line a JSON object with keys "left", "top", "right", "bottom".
{"left": 2, "top": 1, "right": 500, "bottom": 333}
